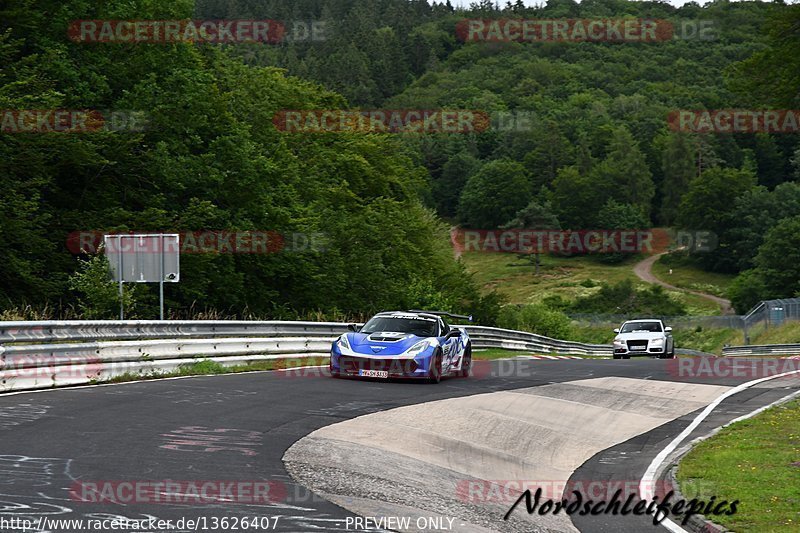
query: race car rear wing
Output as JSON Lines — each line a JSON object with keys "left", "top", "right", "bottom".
{"left": 408, "top": 310, "right": 474, "bottom": 322}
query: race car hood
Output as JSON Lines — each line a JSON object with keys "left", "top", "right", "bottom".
{"left": 615, "top": 331, "right": 665, "bottom": 341}
{"left": 347, "top": 332, "right": 429, "bottom": 356}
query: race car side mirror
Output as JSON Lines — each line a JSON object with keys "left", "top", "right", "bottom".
{"left": 347, "top": 324, "right": 359, "bottom": 332}
{"left": 613, "top": 328, "right": 620, "bottom": 334}
{"left": 445, "top": 330, "right": 461, "bottom": 339}
{"left": 665, "top": 326, "right": 673, "bottom": 333}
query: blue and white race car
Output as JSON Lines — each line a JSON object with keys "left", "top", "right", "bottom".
{"left": 330, "top": 310, "right": 472, "bottom": 383}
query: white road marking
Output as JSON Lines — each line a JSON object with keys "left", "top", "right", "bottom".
{"left": 640, "top": 369, "right": 800, "bottom": 533}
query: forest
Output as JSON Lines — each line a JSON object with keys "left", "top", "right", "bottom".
{"left": 1, "top": 0, "right": 798, "bottom": 321}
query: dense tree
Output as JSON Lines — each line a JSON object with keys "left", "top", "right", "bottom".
{"left": 594, "top": 127, "right": 656, "bottom": 218}
{"left": 657, "top": 132, "right": 696, "bottom": 226}
{"left": 502, "top": 199, "right": 560, "bottom": 271}
{"left": 457, "top": 159, "right": 531, "bottom": 228}
{"left": 521, "top": 122, "right": 574, "bottom": 192}
{"left": 550, "top": 166, "right": 604, "bottom": 229}
{"left": 677, "top": 167, "right": 757, "bottom": 271}
{"left": 2, "top": 0, "right": 798, "bottom": 318}
{"left": 753, "top": 216, "right": 800, "bottom": 298}
{"left": 729, "top": 5, "right": 800, "bottom": 107}
{"left": 595, "top": 199, "right": 650, "bottom": 263}
{"left": 725, "top": 183, "right": 800, "bottom": 271}
{"left": 434, "top": 152, "right": 481, "bottom": 218}
{"left": 728, "top": 270, "right": 771, "bottom": 316}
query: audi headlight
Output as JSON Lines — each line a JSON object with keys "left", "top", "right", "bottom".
{"left": 650, "top": 338, "right": 664, "bottom": 347}
{"left": 613, "top": 339, "right": 625, "bottom": 347}
{"left": 337, "top": 334, "right": 351, "bottom": 350}
{"left": 405, "top": 340, "right": 431, "bottom": 356}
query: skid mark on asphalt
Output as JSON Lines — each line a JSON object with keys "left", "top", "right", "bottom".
{"left": 0, "top": 404, "right": 51, "bottom": 430}
{"left": 159, "top": 426, "right": 263, "bottom": 456}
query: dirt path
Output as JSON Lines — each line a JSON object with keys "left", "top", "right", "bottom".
{"left": 634, "top": 252, "right": 735, "bottom": 315}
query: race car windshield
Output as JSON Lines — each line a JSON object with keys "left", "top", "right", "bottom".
{"left": 361, "top": 317, "right": 437, "bottom": 337}
{"left": 621, "top": 322, "right": 663, "bottom": 333}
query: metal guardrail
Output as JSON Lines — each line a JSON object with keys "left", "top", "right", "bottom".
{"left": 0, "top": 320, "right": 350, "bottom": 344}
{"left": 722, "top": 344, "right": 800, "bottom": 357}
{"left": 462, "top": 326, "right": 611, "bottom": 356}
{"left": 0, "top": 321, "right": 612, "bottom": 393}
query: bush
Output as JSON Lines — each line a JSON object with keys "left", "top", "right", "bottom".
{"left": 469, "top": 291, "right": 505, "bottom": 327}
{"left": 498, "top": 304, "right": 572, "bottom": 339}
{"left": 570, "top": 279, "right": 687, "bottom": 316}
{"left": 68, "top": 253, "right": 137, "bottom": 319}
{"left": 728, "top": 269, "right": 772, "bottom": 314}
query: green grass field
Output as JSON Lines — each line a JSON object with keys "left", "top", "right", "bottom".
{"left": 672, "top": 327, "right": 744, "bottom": 354}
{"left": 677, "top": 399, "right": 800, "bottom": 532}
{"left": 652, "top": 255, "right": 736, "bottom": 299}
{"left": 462, "top": 252, "right": 724, "bottom": 315}
{"left": 462, "top": 252, "right": 641, "bottom": 304}
{"left": 750, "top": 321, "right": 800, "bottom": 345}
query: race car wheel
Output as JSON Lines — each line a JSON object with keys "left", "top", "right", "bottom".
{"left": 428, "top": 350, "right": 443, "bottom": 384}
{"left": 458, "top": 344, "right": 472, "bottom": 377}
{"left": 329, "top": 361, "right": 341, "bottom": 378}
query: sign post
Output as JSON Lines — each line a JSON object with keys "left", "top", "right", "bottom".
{"left": 104, "top": 234, "right": 180, "bottom": 320}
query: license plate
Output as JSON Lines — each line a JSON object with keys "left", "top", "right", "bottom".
{"left": 359, "top": 369, "right": 389, "bottom": 378}
{"left": 631, "top": 346, "right": 646, "bottom": 351}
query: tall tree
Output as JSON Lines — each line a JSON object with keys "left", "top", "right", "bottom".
{"left": 457, "top": 159, "right": 531, "bottom": 228}
{"left": 658, "top": 132, "right": 696, "bottom": 226}
{"left": 677, "top": 167, "right": 757, "bottom": 271}
{"left": 502, "top": 199, "right": 560, "bottom": 272}
{"left": 593, "top": 127, "right": 655, "bottom": 218}
{"left": 434, "top": 152, "right": 481, "bottom": 218}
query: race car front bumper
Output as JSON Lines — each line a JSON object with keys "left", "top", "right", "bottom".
{"left": 330, "top": 351, "right": 433, "bottom": 379}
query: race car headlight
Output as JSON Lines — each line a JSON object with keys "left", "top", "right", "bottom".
{"left": 613, "top": 339, "right": 625, "bottom": 347}
{"left": 650, "top": 338, "right": 664, "bottom": 347}
{"left": 405, "top": 340, "right": 431, "bottom": 356}
{"left": 337, "top": 335, "right": 351, "bottom": 350}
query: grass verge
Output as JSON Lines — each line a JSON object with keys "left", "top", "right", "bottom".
{"left": 677, "top": 398, "right": 800, "bottom": 532}
{"left": 652, "top": 254, "right": 735, "bottom": 299}
{"left": 672, "top": 327, "right": 744, "bottom": 355}
{"left": 750, "top": 321, "right": 800, "bottom": 346}
{"left": 105, "top": 357, "right": 329, "bottom": 384}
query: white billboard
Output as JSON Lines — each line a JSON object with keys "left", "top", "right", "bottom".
{"left": 104, "top": 234, "right": 180, "bottom": 283}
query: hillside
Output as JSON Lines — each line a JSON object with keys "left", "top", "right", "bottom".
{"left": 1, "top": 0, "right": 798, "bottom": 321}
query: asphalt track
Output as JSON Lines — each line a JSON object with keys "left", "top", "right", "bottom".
{"left": 0, "top": 357, "right": 797, "bottom": 533}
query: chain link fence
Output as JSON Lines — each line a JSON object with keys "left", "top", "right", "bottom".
{"left": 742, "top": 298, "right": 800, "bottom": 344}
{"left": 569, "top": 314, "right": 745, "bottom": 329}
{"left": 571, "top": 297, "right": 800, "bottom": 345}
